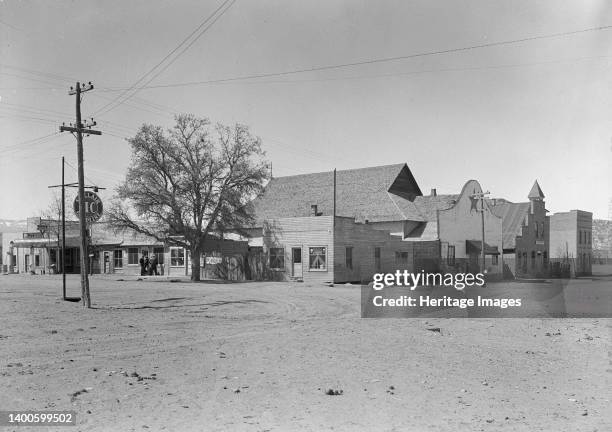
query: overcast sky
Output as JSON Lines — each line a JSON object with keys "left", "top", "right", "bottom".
{"left": 1, "top": 0, "right": 611, "bottom": 220}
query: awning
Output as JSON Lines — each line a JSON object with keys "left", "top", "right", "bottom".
{"left": 247, "top": 237, "right": 263, "bottom": 247}
{"left": 12, "top": 237, "right": 84, "bottom": 248}
{"left": 466, "top": 240, "right": 500, "bottom": 255}
{"left": 11, "top": 238, "right": 56, "bottom": 248}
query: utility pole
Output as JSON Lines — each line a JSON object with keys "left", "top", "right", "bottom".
{"left": 333, "top": 168, "right": 337, "bottom": 229}
{"left": 59, "top": 82, "right": 102, "bottom": 308}
{"left": 62, "top": 157, "right": 66, "bottom": 299}
{"left": 47, "top": 157, "right": 67, "bottom": 300}
{"left": 470, "top": 190, "right": 490, "bottom": 274}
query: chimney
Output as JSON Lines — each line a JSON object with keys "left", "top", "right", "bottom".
{"left": 311, "top": 205, "right": 318, "bottom": 216}
{"left": 430, "top": 188, "right": 437, "bottom": 197}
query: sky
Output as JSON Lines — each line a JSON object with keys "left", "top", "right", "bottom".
{"left": 1, "top": 0, "right": 611, "bottom": 220}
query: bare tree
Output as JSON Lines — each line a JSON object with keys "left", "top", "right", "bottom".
{"left": 108, "top": 114, "right": 269, "bottom": 281}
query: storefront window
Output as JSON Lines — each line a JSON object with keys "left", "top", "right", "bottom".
{"left": 309, "top": 247, "right": 327, "bottom": 270}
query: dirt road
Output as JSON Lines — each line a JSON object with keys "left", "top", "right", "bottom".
{"left": 1, "top": 275, "right": 610, "bottom": 431}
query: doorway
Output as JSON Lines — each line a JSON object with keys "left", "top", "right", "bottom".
{"left": 103, "top": 251, "right": 110, "bottom": 273}
{"left": 292, "top": 247, "right": 302, "bottom": 278}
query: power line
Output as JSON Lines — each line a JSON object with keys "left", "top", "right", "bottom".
{"left": 1, "top": 133, "right": 70, "bottom": 160}
{"left": 1, "top": 131, "right": 61, "bottom": 152}
{"left": 0, "top": 19, "right": 22, "bottom": 31}
{"left": 150, "top": 54, "right": 612, "bottom": 87}
{"left": 92, "top": 0, "right": 236, "bottom": 117}
{"left": 63, "top": 159, "right": 100, "bottom": 188}
{"left": 0, "top": 63, "right": 74, "bottom": 82}
{"left": 97, "top": 24, "right": 612, "bottom": 91}
{"left": 0, "top": 101, "right": 139, "bottom": 138}
{"left": 0, "top": 63, "right": 179, "bottom": 120}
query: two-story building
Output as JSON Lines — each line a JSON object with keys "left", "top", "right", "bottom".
{"left": 489, "top": 181, "right": 550, "bottom": 278}
{"left": 549, "top": 210, "right": 593, "bottom": 276}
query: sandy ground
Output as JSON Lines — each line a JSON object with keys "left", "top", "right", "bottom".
{"left": 0, "top": 274, "right": 610, "bottom": 432}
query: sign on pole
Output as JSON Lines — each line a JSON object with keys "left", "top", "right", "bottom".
{"left": 73, "top": 191, "right": 103, "bottom": 223}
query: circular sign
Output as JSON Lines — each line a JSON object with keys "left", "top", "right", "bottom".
{"left": 73, "top": 191, "right": 103, "bottom": 222}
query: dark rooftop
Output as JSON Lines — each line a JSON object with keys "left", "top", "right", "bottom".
{"left": 250, "top": 164, "right": 427, "bottom": 225}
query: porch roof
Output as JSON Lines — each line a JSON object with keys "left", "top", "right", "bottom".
{"left": 466, "top": 240, "right": 500, "bottom": 255}
{"left": 11, "top": 237, "right": 81, "bottom": 248}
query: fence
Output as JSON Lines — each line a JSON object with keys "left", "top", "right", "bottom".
{"left": 207, "top": 252, "right": 276, "bottom": 281}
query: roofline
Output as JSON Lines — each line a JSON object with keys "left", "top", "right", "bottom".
{"left": 442, "top": 179, "right": 502, "bottom": 219}
{"left": 267, "top": 163, "right": 407, "bottom": 180}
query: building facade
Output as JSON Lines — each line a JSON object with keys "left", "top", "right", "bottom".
{"left": 246, "top": 164, "right": 443, "bottom": 283}
{"left": 489, "top": 181, "right": 550, "bottom": 279}
{"left": 437, "top": 180, "right": 503, "bottom": 279}
{"left": 3, "top": 218, "right": 248, "bottom": 278}
{"left": 246, "top": 164, "right": 506, "bottom": 283}
{"left": 549, "top": 210, "right": 593, "bottom": 276}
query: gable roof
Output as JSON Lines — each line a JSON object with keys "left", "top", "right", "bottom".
{"left": 250, "top": 164, "right": 425, "bottom": 225}
{"left": 489, "top": 199, "right": 530, "bottom": 249}
{"left": 528, "top": 180, "right": 545, "bottom": 200}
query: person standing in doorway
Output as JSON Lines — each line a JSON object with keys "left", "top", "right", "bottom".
{"left": 139, "top": 253, "right": 147, "bottom": 276}
{"left": 149, "top": 254, "right": 159, "bottom": 276}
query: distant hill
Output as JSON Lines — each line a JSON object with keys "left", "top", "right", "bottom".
{"left": 0, "top": 219, "right": 27, "bottom": 233}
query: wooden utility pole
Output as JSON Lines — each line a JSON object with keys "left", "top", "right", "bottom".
{"left": 48, "top": 159, "right": 67, "bottom": 300}
{"left": 59, "top": 82, "right": 102, "bottom": 308}
{"left": 470, "top": 190, "right": 490, "bottom": 274}
{"left": 62, "top": 157, "right": 66, "bottom": 299}
{"left": 480, "top": 197, "right": 486, "bottom": 273}
{"left": 333, "top": 168, "right": 337, "bottom": 228}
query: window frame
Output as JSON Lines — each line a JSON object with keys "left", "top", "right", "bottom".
{"left": 127, "top": 247, "right": 139, "bottom": 265}
{"left": 308, "top": 246, "right": 327, "bottom": 271}
{"left": 113, "top": 249, "right": 123, "bottom": 269}
{"left": 395, "top": 251, "right": 409, "bottom": 266}
{"left": 447, "top": 245, "right": 455, "bottom": 266}
{"left": 170, "top": 247, "right": 185, "bottom": 267}
{"left": 269, "top": 247, "right": 285, "bottom": 270}
{"left": 345, "top": 246, "right": 353, "bottom": 270}
{"left": 153, "top": 247, "right": 164, "bottom": 265}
